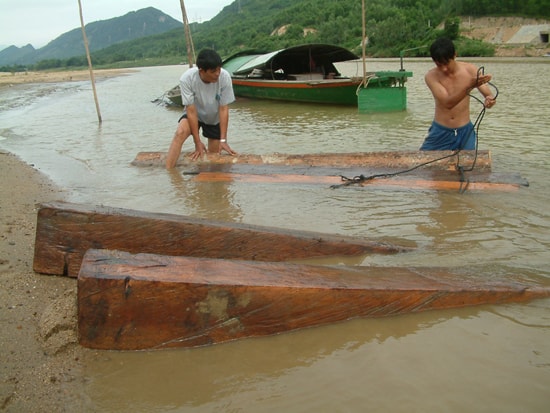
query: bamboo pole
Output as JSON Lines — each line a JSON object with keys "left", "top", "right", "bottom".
{"left": 77, "top": 0, "right": 102, "bottom": 123}
{"left": 361, "top": 0, "right": 367, "bottom": 85}
{"left": 179, "top": 0, "right": 196, "bottom": 67}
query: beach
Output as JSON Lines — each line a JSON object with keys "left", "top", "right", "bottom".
{"left": 0, "top": 68, "right": 133, "bottom": 87}
{"left": 1, "top": 67, "right": 138, "bottom": 411}
{"left": 0, "top": 153, "right": 88, "bottom": 411}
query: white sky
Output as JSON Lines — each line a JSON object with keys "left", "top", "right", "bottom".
{"left": 0, "top": 0, "right": 234, "bottom": 49}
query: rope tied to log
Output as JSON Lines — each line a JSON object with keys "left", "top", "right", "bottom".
{"left": 331, "top": 150, "right": 461, "bottom": 188}
{"left": 332, "top": 68, "right": 500, "bottom": 192}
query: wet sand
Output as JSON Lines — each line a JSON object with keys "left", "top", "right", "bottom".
{"left": 0, "top": 68, "right": 134, "bottom": 87}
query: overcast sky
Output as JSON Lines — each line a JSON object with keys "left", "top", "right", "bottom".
{"left": 0, "top": 0, "right": 234, "bottom": 49}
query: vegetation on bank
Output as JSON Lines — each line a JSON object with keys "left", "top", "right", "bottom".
{"left": 1, "top": 0, "right": 548, "bottom": 73}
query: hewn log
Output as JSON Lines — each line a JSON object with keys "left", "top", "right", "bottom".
{"left": 131, "top": 150, "right": 492, "bottom": 171}
{"left": 78, "top": 249, "right": 550, "bottom": 350}
{"left": 192, "top": 171, "right": 527, "bottom": 191}
{"left": 33, "top": 201, "right": 409, "bottom": 277}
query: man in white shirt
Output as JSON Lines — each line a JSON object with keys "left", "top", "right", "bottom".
{"left": 166, "top": 49, "right": 236, "bottom": 169}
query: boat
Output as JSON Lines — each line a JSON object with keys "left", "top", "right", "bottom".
{"left": 78, "top": 248, "right": 550, "bottom": 350}
{"left": 33, "top": 201, "right": 409, "bottom": 278}
{"left": 165, "top": 44, "right": 412, "bottom": 110}
{"left": 164, "top": 85, "right": 183, "bottom": 106}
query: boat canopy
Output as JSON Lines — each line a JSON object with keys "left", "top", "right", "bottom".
{"left": 222, "top": 44, "right": 359, "bottom": 79}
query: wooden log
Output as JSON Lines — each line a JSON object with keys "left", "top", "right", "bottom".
{"left": 33, "top": 201, "right": 409, "bottom": 278}
{"left": 78, "top": 249, "right": 550, "bottom": 350}
{"left": 192, "top": 171, "right": 528, "bottom": 191}
{"left": 131, "top": 150, "right": 492, "bottom": 171}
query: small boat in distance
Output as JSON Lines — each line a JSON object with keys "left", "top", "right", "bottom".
{"left": 222, "top": 43, "right": 362, "bottom": 105}
{"left": 166, "top": 44, "right": 412, "bottom": 111}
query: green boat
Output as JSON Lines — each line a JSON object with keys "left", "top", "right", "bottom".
{"left": 165, "top": 44, "right": 412, "bottom": 112}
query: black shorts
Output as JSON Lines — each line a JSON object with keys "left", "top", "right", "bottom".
{"left": 178, "top": 114, "right": 221, "bottom": 139}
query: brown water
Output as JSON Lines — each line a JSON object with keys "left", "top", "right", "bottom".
{"left": 1, "top": 58, "right": 549, "bottom": 412}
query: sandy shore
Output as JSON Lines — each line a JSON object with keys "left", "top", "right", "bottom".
{"left": 0, "top": 152, "right": 91, "bottom": 411}
{"left": 0, "top": 68, "right": 134, "bottom": 87}
{"left": 0, "top": 67, "right": 134, "bottom": 411}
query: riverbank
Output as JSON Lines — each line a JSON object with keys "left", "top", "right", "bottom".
{"left": 0, "top": 151, "right": 88, "bottom": 411}
{"left": 0, "top": 67, "right": 134, "bottom": 87}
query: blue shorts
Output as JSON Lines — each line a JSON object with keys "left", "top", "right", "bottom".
{"left": 420, "top": 121, "right": 476, "bottom": 151}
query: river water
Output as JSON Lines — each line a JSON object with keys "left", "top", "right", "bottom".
{"left": 1, "top": 58, "right": 549, "bottom": 412}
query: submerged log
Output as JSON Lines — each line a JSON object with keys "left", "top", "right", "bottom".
{"left": 78, "top": 249, "right": 550, "bottom": 350}
{"left": 33, "top": 201, "right": 408, "bottom": 278}
{"left": 192, "top": 171, "right": 528, "bottom": 191}
{"left": 131, "top": 150, "right": 527, "bottom": 191}
{"left": 131, "top": 150, "right": 492, "bottom": 171}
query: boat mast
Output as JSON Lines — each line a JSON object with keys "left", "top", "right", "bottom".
{"left": 179, "top": 0, "right": 196, "bottom": 67}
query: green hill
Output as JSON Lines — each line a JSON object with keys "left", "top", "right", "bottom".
{"left": 80, "top": 0, "right": 550, "bottom": 67}
{"left": 2, "top": 0, "right": 549, "bottom": 71}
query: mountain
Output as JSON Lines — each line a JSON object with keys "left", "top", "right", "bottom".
{"left": 0, "top": 44, "right": 37, "bottom": 65}
{"left": 0, "top": 7, "right": 181, "bottom": 66}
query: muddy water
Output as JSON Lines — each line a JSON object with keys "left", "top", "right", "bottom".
{"left": 1, "top": 58, "right": 549, "bottom": 412}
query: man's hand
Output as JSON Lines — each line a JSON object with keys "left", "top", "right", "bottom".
{"left": 475, "top": 73, "right": 492, "bottom": 88}
{"left": 219, "top": 141, "right": 237, "bottom": 156}
{"left": 484, "top": 95, "right": 496, "bottom": 108}
{"left": 190, "top": 142, "right": 207, "bottom": 160}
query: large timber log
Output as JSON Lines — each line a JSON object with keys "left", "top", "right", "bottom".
{"left": 131, "top": 150, "right": 492, "bottom": 171}
{"left": 33, "top": 201, "right": 409, "bottom": 278}
{"left": 192, "top": 171, "right": 528, "bottom": 191}
{"left": 131, "top": 151, "right": 528, "bottom": 191}
{"left": 78, "top": 249, "right": 550, "bottom": 350}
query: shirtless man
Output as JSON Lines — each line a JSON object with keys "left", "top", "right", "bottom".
{"left": 420, "top": 37, "right": 496, "bottom": 151}
{"left": 166, "top": 49, "right": 236, "bottom": 169}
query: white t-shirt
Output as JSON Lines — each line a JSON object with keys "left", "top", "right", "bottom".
{"left": 179, "top": 67, "right": 235, "bottom": 125}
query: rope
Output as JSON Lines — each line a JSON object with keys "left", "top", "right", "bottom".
{"left": 330, "top": 150, "right": 460, "bottom": 189}
{"left": 332, "top": 67, "right": 499, "bottom": 191}
{"left": 356, "top": 73, "right": 375, "bottom": 96}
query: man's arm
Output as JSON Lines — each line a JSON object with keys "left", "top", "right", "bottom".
{"left": 219, "top": 105, "right": 229, "bottom": 139}
{"left": 477, "top": 83, "right": 496, "bottom": 108}
{"left": 186, "top": 105, "right": 207, "bottom": 160}
{"left": 218, "top": 105, "right": 237, "bottom": 155}
{"left": 425, "top": 66, "right": 492, "bottom": 110}
{"left": 425, "top": 72, "right": 469, "bottom": 110}
{"left": 186, "top": 105, "right": 202, "bottom": 147}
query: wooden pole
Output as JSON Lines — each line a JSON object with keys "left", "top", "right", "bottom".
{"left": 77, "top": 0, "right": 102, "bottom": 123}
{"left": 361, "top": 0, "right": 367, "bottom": 85}
{"left": 179, "top": 0, "right": 195, "bottom": 67}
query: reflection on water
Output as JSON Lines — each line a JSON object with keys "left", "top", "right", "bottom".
{"left": 1, "top": 59, "right": 550, "bottom": 412}
{"left": 84, "top": 299, "right": 550, "bottom": 413}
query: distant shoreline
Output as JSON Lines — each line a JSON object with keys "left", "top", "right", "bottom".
{"left": 0, "top": 67, "right": 135, "bottom": 86}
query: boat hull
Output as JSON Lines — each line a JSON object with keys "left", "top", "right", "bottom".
{"left": 231, "top": 78, "right": 362, "bottom": 105}
{"left": 78, "top": 249, "right": 550, "bottom": 350}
